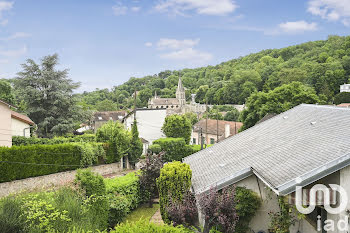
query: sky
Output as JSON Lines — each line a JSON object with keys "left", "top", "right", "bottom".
{"left": 0, "top": 0, "right": 349, "bottom": 92}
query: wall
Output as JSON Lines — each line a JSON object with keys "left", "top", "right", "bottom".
{"left": 11, "top": 118, "right": 30, "bottom": 137}
{"left": 124, "top": 109, "right": 167, "bottom": 144}
{"left": 0, "top": 102, "right": 12, "bottom": 147}
{"left": 191, "top": 131, "right": 218, "bottom": 145}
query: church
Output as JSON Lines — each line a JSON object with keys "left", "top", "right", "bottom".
{"left": 147, "top": 78, "right": 206, "bottom": 114}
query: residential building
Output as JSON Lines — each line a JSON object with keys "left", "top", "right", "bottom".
{"left": 340, "top": 83, "right": 350, "bottom": 92}
{"left": 0, "top": 100, "right": 13, "bottom": 147}
{"left": 191, "top": 119, "right": 242, "bottom": 145}
{"left": 93, "top": 111, "right": 128, "bottom": 132}
{"left": 11, "top": 110, "right": 34, "bottom": 137}
{"left": 184, "top": 104, "right": 350, "bottom": 233}
{"left": 123, "top": 108, "right": 167, "bottom": 145}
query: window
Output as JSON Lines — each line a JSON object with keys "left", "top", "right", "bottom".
{"left": 193, "top": 138, "right": 196, "bottom": 144}
{"left": 210, "top": 138, "right": 215, "bottom": 144}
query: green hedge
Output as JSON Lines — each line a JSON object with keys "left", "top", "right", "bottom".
{"left": 111, "top": 220, "right": 191, "bottom": 233}
{"left": 12, "top": 134, "right": 96, "bottom": 146}
{"left": 150, "top": 138, "right": 210, "bottom": 161}
{"left": 157, "top": 161, "right": 192, "bottom": 224}
{"left": 0, "top": 143, "right": 105, "bottom": 182}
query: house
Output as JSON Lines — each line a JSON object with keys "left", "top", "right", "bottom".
{"left": 93, "top": 111, "right": 128, "bottom": 132}
{"left": 337, "top": 103, "right": 350, "bottom": 108}
{"left": 123, "top": 108, "right": 167, "bottom": 145}
{"left": 340, "top": 83, "right": 350, "bottom": 93}
{"left": 184, "top": 104, "right": 350, "bottom": 233}
{"left": 0, "top": 100, "right": 13, "bottom": 147}
{"left": 191, "top": 119, "right": 242, "bottom": 145}
{"left": 0, "top": 99, "right": 35, "bottom": 147}
{"left": 11, "top": 110, "right": 34, "bottom": 137}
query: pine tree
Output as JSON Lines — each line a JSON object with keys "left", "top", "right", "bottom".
{"left": 129, "top": 120, "right": 143, "bottom": 165}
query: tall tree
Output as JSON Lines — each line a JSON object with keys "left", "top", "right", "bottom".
{"left": 14, "top": 54, "right": 80, "bottom": 137}
{"left": 162, "top": 115, "right": 192, "bottom": 144}
{"left": 128, "top": 120, "right": 143, "bottom": 165}
{"left": 0, "top": 79, "right": 15, "bottom": 105}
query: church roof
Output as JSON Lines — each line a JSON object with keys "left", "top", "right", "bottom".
{"left": 151, "top": 98, "right": 179, "bottom": 105}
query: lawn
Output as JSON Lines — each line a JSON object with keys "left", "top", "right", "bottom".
{"left": 123, "top": 203, "right": 160, "bottom": 223}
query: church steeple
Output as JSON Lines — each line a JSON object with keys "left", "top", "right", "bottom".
{"left": 176, "top": 78, "right": 186, "bottom": 106}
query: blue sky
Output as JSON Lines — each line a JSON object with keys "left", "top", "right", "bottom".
{"left": 0, "top": 0, "right": 349, "bottom": 92}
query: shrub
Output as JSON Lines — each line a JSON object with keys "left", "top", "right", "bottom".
{"left": 0, "top": 142, "right": 105, "bottom": 183}
{"left": 75, "top": 169, "right": 106, "bottom": 197}
{"left": 107, "top": 194, "right": 132, "bottom": 227}
{"left": 148, "top": 144, "right": 161, "bottom": 154}
{"left": 138, "top": 153, "right": 163, "bottom": 207}
{"left": 235, "top": 187, "right": 261, "bottom": 233}
{"left": 152, "top": 138, "right": 200, "bottom": 161}
{"left": 0, "top": 197, "right": 26, "bottom": 233}
{"left": 334, "top": 92, "right": 350, "bottom": 104}
{"left": 96, "top": 121, "right": 130, "bottom": 163}
{"left": 111, "top": 219, "right": 191, "bottom": 233}
{"left": 162, "top": 114, "right": 192, "bottom": 144}
{"left": 12, "top": 134, "right": 96, "bottom": 146}
{"left": 157, "top": 161, "right": 192, "bottom": 223}
{"left": 105, "top": 172, "right": 142, "bottom": 209}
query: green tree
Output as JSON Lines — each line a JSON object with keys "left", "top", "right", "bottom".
{"left": 128, "top": 120, "right": 143, "bottom": 165}
{"left": 162, "top": 115, "right": 192, "bottom": 144}
{"left": 0, "top": 80, "right": 15, "bottom": 105}
{"left": 96, "top": 121, "right": 130, "bottom": 162}
{"left": 224, "top": 109, "right": 240, "bottom": 121}
{"left": 95, "top": 99, "right": 117, "bottom": 111}
{"left": 334, "top": 92, "right": 350, "bottom": 105}
{"left": 14, "top": 54, "right": 81, "bottom": 137}
{"left": 240, "top": 82, "right": 323, "bottom": 130}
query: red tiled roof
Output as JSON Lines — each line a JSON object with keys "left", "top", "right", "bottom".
{"left": 337, "top": 103, "right": 350, "bottom": 108}
{"left": 94, "top": 111, "right": 128, "bottom": 121}
{"left": 193, "top": 119, "right": 243, "bottom": 137}
{"left": 11, "top": 111, "right": 34, "bottom": 125}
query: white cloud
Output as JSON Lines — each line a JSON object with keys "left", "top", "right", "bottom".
{"left": 0, "top": 32, "right": 31, "bottom": 41}
{"left": 278, "top": 21, "right": 318, "bottom": 34}
{"left": 112, "top": 4, "right": 128, "bottom": 16}
{"left": 0, "top": 46, "right": 27, "bottom": 57}
{"left": 0, "top": 1, "right": 13, "bottom": 25}
{"left": 159, "top": 47, "right": 212, "bottom": 63}
{"left": 308, "top": 0, "right": 350, "bottom": 26}
{"left": 153, "top": 38, "right": 212, "bottom": 65}
{"left": 154, "top": 0, "right": 237, "bottom": 16}
{"left": 131, "top": 6, "right": 141, "bottom": 12}
{"left": 157, "top": 38, "right": 200, "bottom": 50}
{"left": 145, "top": 42, "right": 153, "bottom": 47}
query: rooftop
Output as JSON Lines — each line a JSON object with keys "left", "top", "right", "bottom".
{"left": 193, "top": 119, "right": 243, "bottom": 137}
{"left": 11, "top": 111, "right": 34, "bottom": 125}
{"left": 94, "top": 111, "right": 127, "bottom": 121}
{"left": 184, "top": 104, "right": 350, "bottom": 195}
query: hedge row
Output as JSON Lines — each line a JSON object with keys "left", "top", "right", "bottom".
{"left": 12, "top": 134, "right": 96, "bottom": 146}
{"left": 149, "top": 138, "right": 210, "bottom": 161}
{"left": 0, "top": 143, "right": 105, "bottom": 182}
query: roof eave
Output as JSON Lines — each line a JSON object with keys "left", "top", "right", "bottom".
{"left": 277, "top": 153, "right": 350, "bottom": 196}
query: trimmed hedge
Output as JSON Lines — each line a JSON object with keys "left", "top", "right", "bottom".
{"left": 12, "top": 134, "right": 96, "bottom": 146}
{"left": 150, "top": 138, "right": 210, "bottom": 161}
{"left": 157, "top": 161, "right": 192, "bottom": 224}
{"left": 111, "top": 220, "right": 191, "bottom": 233}
{"left": 0, "top": 143, "right": 105, "bottom": 182}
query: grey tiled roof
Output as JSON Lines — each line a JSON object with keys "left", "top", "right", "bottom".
{"left": 183, "top": 104, "right": 350, "bottom": 195}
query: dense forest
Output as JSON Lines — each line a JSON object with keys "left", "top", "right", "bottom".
{"left": 78, "top": 35, "right": 350, "bottom": 111}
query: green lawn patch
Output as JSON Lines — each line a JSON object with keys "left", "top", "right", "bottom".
{"left": 123, "top": 203, "right": 160, "bottom": 223}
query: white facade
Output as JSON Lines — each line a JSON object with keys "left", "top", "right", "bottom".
{"left": 340, "top": 84, "right": 350, "bottom": 93}
{"left": 11, "top": 117, "right": 31, "bottom": 137}
{"left": 0, "top": 101, "right": 12, "bottom": 147}
{"left": 124, "top": 109, "right": 167, "bottom": 144}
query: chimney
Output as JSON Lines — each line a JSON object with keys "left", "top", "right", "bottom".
{"left": 225, "top": 124, "right": 230, "bottom": 138}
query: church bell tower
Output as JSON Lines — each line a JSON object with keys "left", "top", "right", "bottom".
{"left": 176, "top": 78, "right": 186, "bottom": 106}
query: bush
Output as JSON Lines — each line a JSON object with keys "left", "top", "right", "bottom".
{"left": 0, "top": 143, "right": 101, "bottom": 183}
{"left": 235, "top": 187, "right": 262, "bottom": 233}
{"left": 152, "top": 138, "right": 200, "bottom": 161}
{"left": 12, "top": 134, "right": 96, "bottom": 146}
{"left": 148, "top": 144, "right": 162, "bottom": 154}
{"left": 157, "top": 161, "right": 192, "bottom": 223}
{"left": 75, "top": 169, "right": 106, "bottom": 197}
{"left": 111, "top": 220, "right": 191, "bottom": 233}
{"left": 0, "top": 197, "right": 26, "bottom": 233}
{"left": 162, "top": 115, "right": 192, "bottom": 144}
{"left": 334, "top": 92, "right": 350, "bottom": 105}
{"left": 107, "top": 194, "right": 132, "bottom": 227}
{"left": 105, "top": 172, "right": 142, "bottom": 209}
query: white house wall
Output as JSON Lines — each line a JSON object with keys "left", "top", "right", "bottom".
{"left": 11, "top": 118, "right": 31, "bottom": 137}
{"left": 0, "top": 102, "right": 12, "bottom": 147}
{"left": 124, "top": 109, "right": 167, "bottom": 144}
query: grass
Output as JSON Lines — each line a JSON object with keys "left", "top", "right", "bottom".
{"left": 122, "top": 203, "right": 160, "bottom": 223}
